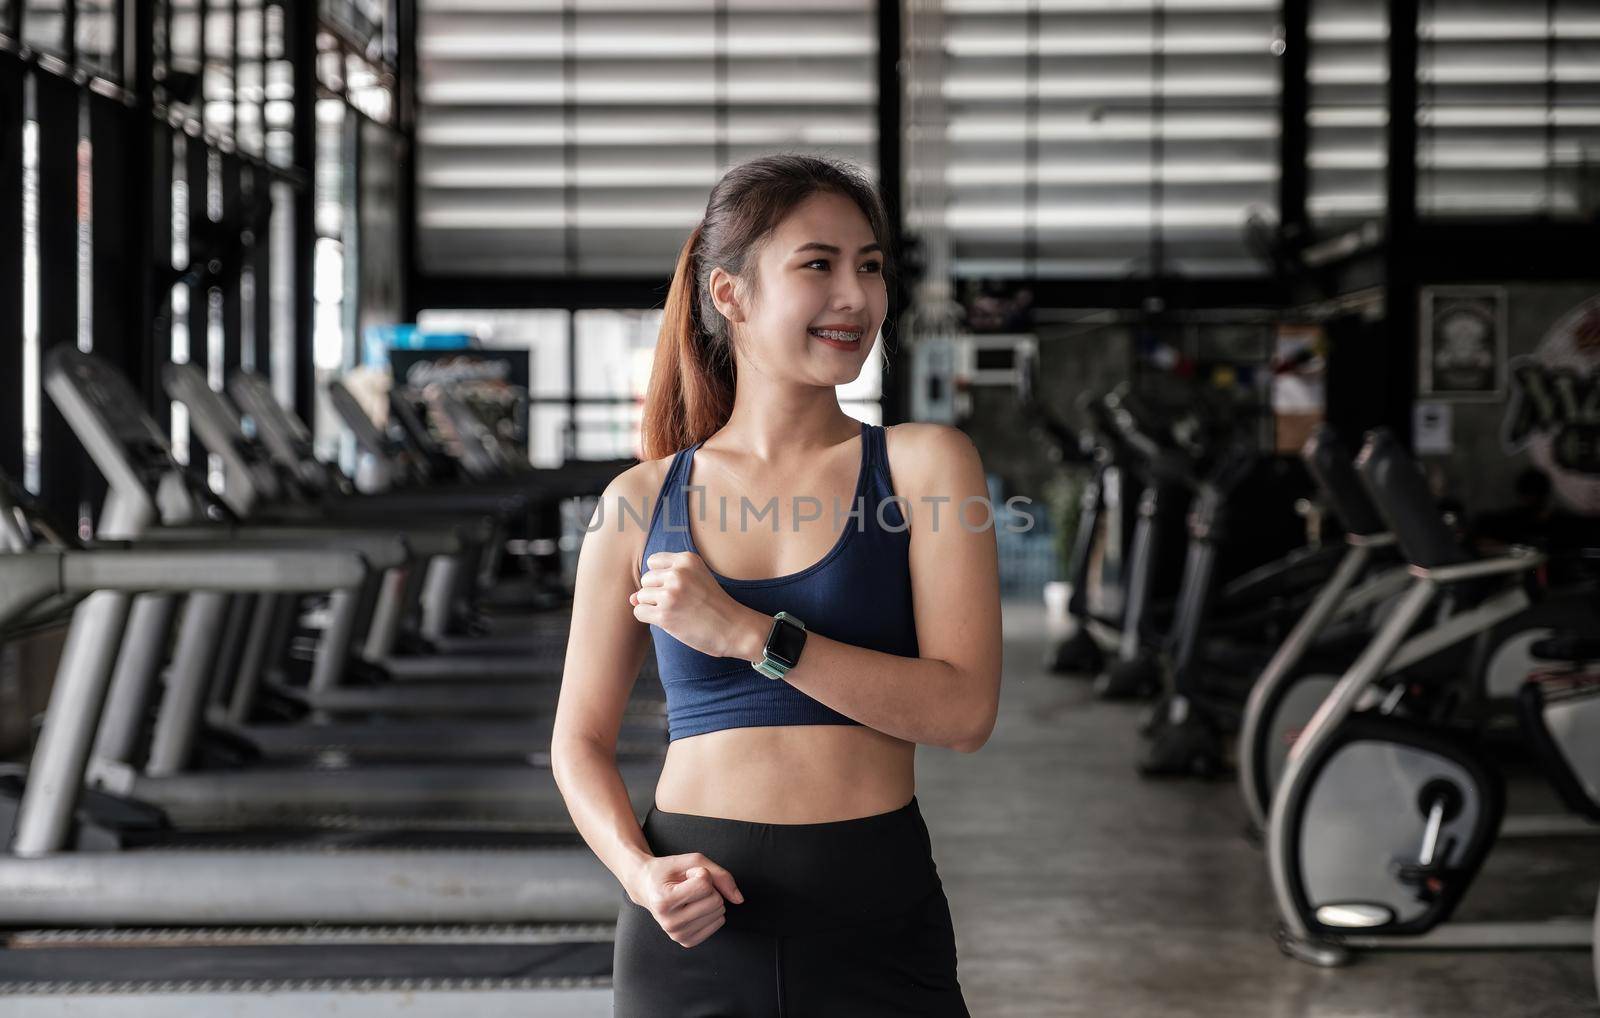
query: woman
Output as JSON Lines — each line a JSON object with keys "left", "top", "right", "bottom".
{"left": 552, "top": 154, "right": 1002, "bottom": 1017}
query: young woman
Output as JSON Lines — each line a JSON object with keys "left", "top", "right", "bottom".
{"left": 552, "top": 154, "right": 1002, "bottom": 1017}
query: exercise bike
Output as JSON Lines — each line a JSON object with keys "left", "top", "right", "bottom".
{"left": 1240, "top": 428, "right": 1600, "bottom": 833}
{"left": 1266, "top": 430, "right": 1598, "bottom": 967}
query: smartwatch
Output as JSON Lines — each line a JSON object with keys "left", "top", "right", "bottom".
{"left": 752, "top": 611, "right": 807, "bottom": 680}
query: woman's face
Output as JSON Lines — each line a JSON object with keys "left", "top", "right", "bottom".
{"left": 718, "top": 190, "right": 887, "bottom": 387}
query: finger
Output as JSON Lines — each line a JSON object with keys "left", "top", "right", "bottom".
{"left": 663, "top": 866, "right": 719, "bottom": 911}
{"left": 677, "top": 910, "right": 727, "bottom": 948}
{"left": 696, "top": 861, "right": 744, "bottom": 905}
{"left": 664, "top": 892, "right": 725, "bottom": 929}
{"left": 630, "top": 589, "right": 659, "bottom": 606}
{"left": 639, "top": 570, "right": 666, "bottom": 588}
{"left": 675, "top": 911, "right": 727, "bottom": 949}
{"left": 679, "top": 857, "right": 742, "bottom": 904}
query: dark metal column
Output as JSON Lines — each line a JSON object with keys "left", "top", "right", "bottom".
{"left": 126, "top": 0, "right": 168, "bottom": 418}
{"left": 185, "top": 128, "right": 211, "bottom": 380}
{"left": 397, "top": 0, "right": 418, "bottom": 320}
{"left": 247, "top": 163, "right": 272, "bottom": 372}
{"left": 876, "top": 0, "right": 905, "bottom": 426}
{"left": 146, "top": 120, "right": 176, "bottom": 420}
{"left": 90, "top": 91, "right": 137, "bottom": 384}
{"left": 35, "top": 72, "right": 86, "bottom": 525}
{"left": 221, "top": 151, "right": 243, "bottom": 376}
{"left": 1385, "top": 0, "right": 1419, "bottom": 446}
{"left": 289, "top": 0, "right": 316, "bottom": 425}
{"left": 87, "top": 88, "right": 138, "bottom": 517}
{"left": 0, "top": 54, "right": 23, "bottom": 483}
{"left": 1278, "top": 0, "right": 1309, "bottom": 240}
{"left": 61, "top": 0, "right": 78, "bottom": 65}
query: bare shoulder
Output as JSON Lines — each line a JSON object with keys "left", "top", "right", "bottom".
{"left": 603, "top": 454, "right": 673, "bottom": 506}
{"left": 882, "top": 422, "right": 984, "bottom": 494}
{"left": 585, "top": 454, "right": 675, "bottom": 571}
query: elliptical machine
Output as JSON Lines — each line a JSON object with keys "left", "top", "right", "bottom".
{"left": 1090, "top": 390, "right": 1197, "bottom": 700}
{"left": 1136, "top": 441, "right": 1333, "bottom": 776}
{"left": 1266, "top": 429, "right": 1598, "bottom": 967}
{"left": 1028, "top": 392, "right": 1137, "bottom": 677}
{"left": 1126, "top": 423, "right": 1371, "bottom": 777}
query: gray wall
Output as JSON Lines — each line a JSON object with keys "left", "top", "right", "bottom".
{"left": 1417, "top": 283, "right": 1600, "bottom": 517}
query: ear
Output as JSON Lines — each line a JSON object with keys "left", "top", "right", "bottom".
{"left": 707, "top": 266, "right": 747, "bottom": 325}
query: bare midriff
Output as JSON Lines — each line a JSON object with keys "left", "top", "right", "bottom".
{"left": 651, "top": 724, "right": 916, "bottom": 824}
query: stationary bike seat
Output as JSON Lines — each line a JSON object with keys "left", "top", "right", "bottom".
{"left": 1530, "top": 635, "right": 1600, "bottom": 662}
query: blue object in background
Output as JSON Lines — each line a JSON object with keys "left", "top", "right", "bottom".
{"left": 986, "top": 473, "right": 1058, "bottom": 598}
{"left": 362, "top": 324, "right": 475, "bottom": 370}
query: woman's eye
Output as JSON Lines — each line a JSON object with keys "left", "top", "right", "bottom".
{"left": 804, "top": 259, "right": 882, "bottom": 273}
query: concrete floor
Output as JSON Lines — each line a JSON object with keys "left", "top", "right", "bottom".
{"left": 915, "top": 599, "right": 1599, "bottom": 1018}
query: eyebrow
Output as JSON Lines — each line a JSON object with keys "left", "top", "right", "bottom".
{"left": 791, "top": 242, "right": 883, "bottom": 257}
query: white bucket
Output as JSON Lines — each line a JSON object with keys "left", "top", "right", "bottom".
{"left": 1043, "top": 580, "right": 1072, "bottom": 629}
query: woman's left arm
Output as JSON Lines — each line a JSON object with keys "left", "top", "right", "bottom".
{"left": 735, "top": 424, "right": 1002, "bottom": 751}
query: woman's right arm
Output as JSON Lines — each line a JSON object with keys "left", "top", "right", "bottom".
{"left": 550, "top": 467, "right": 743, "bottom": 948}
{"left": 552, "top": 467, "right": 660, "bottom": 894}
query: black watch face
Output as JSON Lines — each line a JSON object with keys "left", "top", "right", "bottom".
{"left": 769, "top": 618, "right": 807, "bottom": 666}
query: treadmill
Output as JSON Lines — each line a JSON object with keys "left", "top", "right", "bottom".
{"left": 116, "top": 358, "right": 662, "bottom": 723}
{"left": 162, "top": 362, "right": 667, "bottom": 756}
{"left": 43, "top": 348, "right": 660, "bottom": 831}
{"left": 0, "top": 560, "right": 614, "bottom": 1011}
{"left": 246, "top": 368, "right": 630, "bottom": 648}
{"left": 235, "top": 369, "right": 636, "bottom": 669}
{"left": 0, "top": 508, "right": 622, "bottom": 1013}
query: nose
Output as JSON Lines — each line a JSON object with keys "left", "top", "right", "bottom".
{"left": 833, "top": 267, "right": 867, "bottom": 314}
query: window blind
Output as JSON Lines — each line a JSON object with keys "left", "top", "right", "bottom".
{"left": 415, "top": 0, "right": 879, "bottom": 277}
{"left": 933, "top": 0, "right": 1282, "bottom": 279}
{"left": 1418, "top": 0, "right": 1600, "bottom": 218}
{"left": 1308, "top": 0, "right": 1600, "bottom": 227}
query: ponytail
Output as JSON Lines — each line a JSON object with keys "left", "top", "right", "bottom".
{"left": 640, "top": 222, "right": 734, "bottom": 460}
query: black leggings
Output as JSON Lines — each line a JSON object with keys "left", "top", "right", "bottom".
{"left": 613, "top": 796, "right": 970, "bottom": 1018}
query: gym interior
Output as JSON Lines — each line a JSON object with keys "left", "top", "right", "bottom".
{"left": 1, "top": 0, "right": 1598, "bottom": 1014}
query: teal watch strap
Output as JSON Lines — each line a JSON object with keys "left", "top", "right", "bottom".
{"left": 752, "top": 611, "right": 806, "bottom": 680}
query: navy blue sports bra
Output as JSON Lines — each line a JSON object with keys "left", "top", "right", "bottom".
{"left": 640, "top": 420, "right": 920, "bottom": 741}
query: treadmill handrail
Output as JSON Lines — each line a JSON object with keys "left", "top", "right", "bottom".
{"left": 145, "top": 526, "right": 415, "bottom": 568}
{"left": 0, "top": 547, "right": 369, "bottom": 629}
{"left": 60, "top": 547, "right": 370, "bottom": 593}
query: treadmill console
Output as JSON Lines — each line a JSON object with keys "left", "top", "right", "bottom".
{"left": 228, "top": 371, "right": 318, "bottom": 461}
{"left": 44, "top": 347, "right": 178, "bottom": 492}
{"left": 163, "top": 362, "right": 284, "bottom": 509}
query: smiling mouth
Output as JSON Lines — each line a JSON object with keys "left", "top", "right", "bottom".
{"left": 809, "top": 328, "right": 863, "bottom": 344}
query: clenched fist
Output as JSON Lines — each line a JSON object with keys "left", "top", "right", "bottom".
{"left": 631, "top": 551, "right": 764, "bottom": 661}
{"left": 627, "top": 852, "right": 746, "bottom": 949}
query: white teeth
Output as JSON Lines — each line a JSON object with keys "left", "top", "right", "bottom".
{"left": 810, "top": 329, "right": 861, "bottom": 342}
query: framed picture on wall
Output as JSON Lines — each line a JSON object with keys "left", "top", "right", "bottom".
{"left": 1419, "top": 286, "right": 1508, "bottom": 400}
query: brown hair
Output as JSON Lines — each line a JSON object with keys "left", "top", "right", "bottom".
{"left": 638, "top": 153, "right": 893, "bottom": 460}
